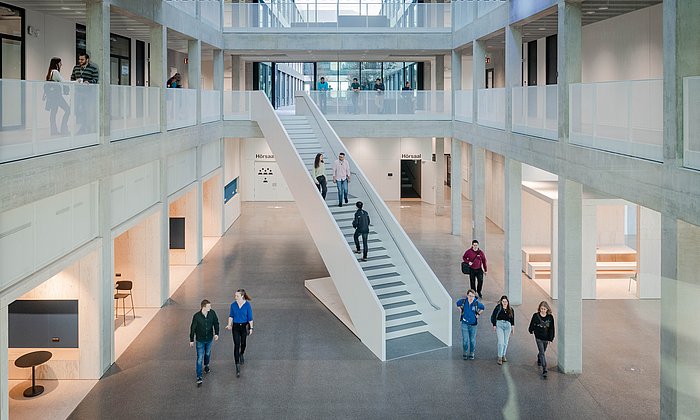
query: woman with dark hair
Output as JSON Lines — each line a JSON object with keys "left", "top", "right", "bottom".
{"left": 491, "top": 295, "right": 515, "bottom": 365}
{"left": 167, "top": 72, "right": 182, "bottom": 88}
{"left": 312, "top": 153, "right": 327, "bottom": 199}
{"left": 44, "top": 57, "right": 70, "bottom": 135}
{"left": 528, "top": 301, "right": 555, "bottom": 378}
{"left": 225, "top": 289, "right": 253, "bottom": 377}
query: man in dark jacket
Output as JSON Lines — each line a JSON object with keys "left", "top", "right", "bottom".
{"left": 189, "top": 299, "right": 219, "bottom": 386}
{"left": 352, "top": 201, "right": 371, "bottom": 261}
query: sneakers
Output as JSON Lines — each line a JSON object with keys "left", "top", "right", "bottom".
{"left": 235, "top": 364, "right": 240, "bottom": 378}
{"left": 462, "top": 354, "right": 468, "bottom": 360}
{"left": 497, "top": 357, "right": 503, "bottom": 365}
{"left": 204, "top": 365, "right": 210, "bottom": 374}
{"left": 360, "top": 258, "right": 367, "bottom": 262}
{"left": 344, "top": 197, "right": 348, "bottom": 204}
{"left": 502, "top": 355, "right": 507, "bottom": 363}
{"left": 468, "top": 353, "right": 475, "bottom": 360}
{"left": 338, "top": 203, "right": 343, "bottom": 207}
{"left": 196, "top": 377, "right": 203, "bottom": 386}
{"left": 240, "top": 354, "right": 245, "bottom": 365}
{"left": 542, "top": 369, "right": 548, "bottom": 378}
{"left": 354, "top": 249, "right": 361, "bottom": 254}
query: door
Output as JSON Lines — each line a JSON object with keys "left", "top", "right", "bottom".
{"left": 400, "top": 159, "right": 421, "bottom": 199}
{"left": 485, "top": 68, "right": 494, "bottom": 88}
{"left": 421, "top": 159, "right": 436, "bottom": 204}
{"left": 135, "top": 40, "right": 145, "bottom": 86}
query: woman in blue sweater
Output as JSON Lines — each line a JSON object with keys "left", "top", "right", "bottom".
{"left": 225, "top": 289, "right": 253, "bottom": 377}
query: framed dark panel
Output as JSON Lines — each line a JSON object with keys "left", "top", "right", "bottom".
{"left": 527, "top": 40, "right": 537, "bottom": 86}
{"left": 545, "top": 34, "right": 557, "bottom": 85}
{"left": 224, "top": 177, "right": 239, "bottom": 204}
{"left": 135, "top": 40, "right": 145, "bottom": 86}
{"left": 169, "top": 217, "right": 186, "bottom": 249}
{"left": 9, "top": 300, "right": 79, "bottom": 348}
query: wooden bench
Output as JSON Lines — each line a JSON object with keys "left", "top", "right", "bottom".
{"left": 526, "top": 261, "right": 637, "bottom": 280}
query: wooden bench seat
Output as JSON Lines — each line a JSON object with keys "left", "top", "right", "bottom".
{"left": 526, "top": 261, "right": 637, "bottom": 280}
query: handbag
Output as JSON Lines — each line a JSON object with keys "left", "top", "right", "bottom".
{"left": 461, "top": 261, "right": 470, "bottom": 274}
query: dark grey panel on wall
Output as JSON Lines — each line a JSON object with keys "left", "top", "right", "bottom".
{"left": 169, "top": 217, "right": 186, "bottom": 249}
{"left": 9, "top": 300, "right": 79, "bottom": 348}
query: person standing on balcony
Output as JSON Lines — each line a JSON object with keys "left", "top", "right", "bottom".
{"left": 352, "top": 201, "right": 371, "bottom": 262}
{"left": 189, "top": 299, "right": 220, "bottom": 387}
{"left": 317, "top": 76, "right": 329, "bottom": 112}
{"left": 313, "top": 153, "right": 327, "bottom": 199}
{"left": 373, "top": 77, "right": 385, "bottom": 113}
{"left": 350, "top": 77, "right": 361, "bottom": 114}
{"left": 70, "top": 53, "right": 99, "bottom": 135}
{"left": 167, "top": 73, "right": 182, "bottom": 88}
{"left": 400, "top": 81, "right": 414, "bottom": 114}
{"left": 332, "top": 152, "right": 351, "bottom": 207}
{"left": 463, "top": 240, "right": 488, "bottom": 299}
{"left": 44, "top": 57, "right": 70, "bottom": 136}
{"left": 456, "top": 289, "right": 484, "bottom": 360}
{"left": 225, "top": 289, "right": 254, "bottom": 378}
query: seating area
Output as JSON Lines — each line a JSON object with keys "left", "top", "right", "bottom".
{"left": 522, "top": 245, "right": 638, "bottom": 281}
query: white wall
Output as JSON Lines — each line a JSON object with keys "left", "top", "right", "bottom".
{"left": 167, "top": 148, "right": 197, "bottom": 195}
{"left": 485, "top": 150, "right": 504, "bottom": 229}
{"left": 168, "top": 189, "right": 199, "bottom": 266}
{"left": 202, "top": 171, "right": 223, "bottom": 237}
{"left": 224, "top": 138, "right": 242, "bottom": 230}
{"left": 522, "top": 189, "right": 552, "bottom": 247}
{"left": 23, "top": 8, "right": 76, "bottom": 81}
{"left": 111, "top": 161, "right": 160, "bottom": 228}
{"left": 581, "top": 4, "right": 663, "bottom": 82}
{"left": 596, "top": 205, "right": 626, "bottom": 246}
{"left": 240, "top": 137, "right": 294, "bottom": 202}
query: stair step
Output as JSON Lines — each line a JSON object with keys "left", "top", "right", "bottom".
{"left": 359, "top": 255, "right": 391, "bottom": 262}
{"left": 347, "top": 238, "right": 381, "bottom": 245}
{"left": 372, "top": 281, "right": 405, "bottom": 290}
{"left": 343, "top": 231, "right": 377, "bottom": 238}
{"left": 386, "top": 310, "right": 422, "bottom": 321}
{"left": 361, "top": 263, "right": 395, "bottom": 272}
{"left": 382, "top": 299, "right": 416, "bottom": 310}
{"left": 386, "top": 320, "right": 427, "bottom": 334}
{"left": 377, "top": 290, "right": 411, "bottom": 300}
{"left": 367, "top": 271, "right": 400, "bottom": 281}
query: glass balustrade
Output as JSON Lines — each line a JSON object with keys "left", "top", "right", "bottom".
{"left": 201, "top": 0, "right": 222, "bottom": 29}
{"left": 223, "top": 91, "right": 252, "bottom": 120}
{"left": 308, "top": 90, "right": 451, "bottom": 120}
{"left": 512, "top": 85, "right": 558, "bottom": 140}
{"left": 477, "top": 88, "right": 506, "bottom": 129}
{"left": 683, "top": 77, "right": 700, "bottom": 170}
{"left": 165, "top": 88, "right": 197, "bottom": 130}
{"left": 201, "top": 90, "right": 222, "bottom": 123}
{"left": 110, "top": 85, "right": 160, "bottom": 141}
{"left": 0, "top": 79, "right": 99, "bottom": 163}
{"left": 224, "top": 1, "right": 450, "bottom": 31}
{"left": 452, "top": 1, "right": 475, "bottom": 30}
{"left": 570, "top": 79, "right": 663, "bottom": 162}
{"left": 455, "top": 90, "right": 473, "bottom": 123}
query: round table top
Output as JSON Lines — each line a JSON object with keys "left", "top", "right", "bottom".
{"left": 14, "top": 351, "right": 52, "bottom": 368}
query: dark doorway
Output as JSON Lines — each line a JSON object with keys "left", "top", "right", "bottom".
{"left": 545, "top": 34, "right": 557, "bottom": 85}
{"left": 485, "top": 68, "right": 494, "bottom": 88}
{"left": 135, "top": 40, "right": 145, "bottom": 86}
{"left": 400, "top": 159, "right": 421, "bottom": 199}
{"left": 527, "top": 40, "right": 537, "bottom": 86}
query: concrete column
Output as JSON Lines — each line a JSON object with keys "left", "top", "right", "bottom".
{"left": 550, "top": 199, "right": 558, "bottom": 299}
{"left": 188, "top": 39, "right": 202, "bottom": 125}
{"left": 659, "top": 213, "right": 678, "bottom": 419}
{"left": 451, "top": 49, "right": 462, "bottom": 120}
{"left": 504, "top": 157, "right": 522, "bottom": 304}
{"left": 505, "top": 24, "right": 522, "bottom": 132}
{"left": 638, "top": 206, "right": 661, "bottom": 298}
{"left": 435, "top": 55, "right": 445, "bottom": 90}
{"left": 472, "top": 40, "right": 486, "bottom": 123}
{"left": 86, "top": 0, "right": 110, "bottom": 140}
{"left": 159, "top": 160, "right": 171, "bottom": 305}
{"left": 435, "top": 138, "right": 445, "bottom": 216}
{"left": 1, "top": 304, "right": 7, "bottom": 420}
{"left": 195, "top": 147, "right": 204, "bottom": 264}
{"left": 557, "top": 0, "right": 582, "bottom": 142}
{"left": 149, "top": 25, "right": 167, "bottom": 132}
{"left": 97, "top": 178, "right": 115, "bottom": 375}
{"left": 450, "top": 139, "right": 462, "bottom": 235}
{"left": 581, "top": 201, "right": 597, "bottom": 299}
{"left": 214, "top": 49, "right": 224, "bottom": 120}
{"left": 231, "top": 56, "right": 242, "bottom": 91}
{"left": 471, "top": 145, "right": 486, "bottom": 246}
{"left": 557, "top": 178, "right": 583, "bottom": 374}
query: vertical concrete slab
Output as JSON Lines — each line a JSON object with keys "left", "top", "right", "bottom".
{"left": 471, "top": 145, "right": 486, "bottom": 247}
{"left": 504, "top": 157, "right": 522, "bottom": 304}
{"left": 581, "top": 201, "right": 597, "bottom": 299}
{"left": 659, "top": 214, "right": 678, "bottom": 420}
{"left": 473, "top": 40, "right": 486, "bottom": 123}
{"left": 86, "top": 0, "right": 111, "bottom": 140}
{"left": 231, "top": 56, "right": 242, "bottom": 90}
{"left": 557, "top": 0, "right": 581, "bottom": 142}
{"left": 0, "top": 303, "right": 7, "bottom": 420}
{"left": 451, "top": 139, "right": 462, "bottom": 235}
{"left": 557, "top": 178, "right": 582, "bottom": 374}
{"left": 150, "top": 25, "right": 168, "bottom": 132}
{"left": 452, "top": 49, "right": 462, "bottom": 121}
{"left": 550, "top": 199, "right": 558, "bottom": 299}
{"left": 638, "top": 206, "right": 661, "bottom": 298}
{"left": 195, "top": 147, "right": 204, "bottom": 264}
{"left": 98, "top": 179, "right": 115, "bottom": 374}
{"left": 505, "top": 24, "right": 522, "bottom": 132}
{"left": 188, "top": 39, "right": 202, "bottom": 125}
{"left": 214, "top": 49, "right": 224, "bottom": 120}
{"left": 435, "top": 137, "right": 445, "bottom": 216}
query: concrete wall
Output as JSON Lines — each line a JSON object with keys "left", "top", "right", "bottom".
{"left": 224, "top": 138, "right": 242, "bottom": 230}
{"left": 168, "top": 189, "right": 199, "bottom": 266}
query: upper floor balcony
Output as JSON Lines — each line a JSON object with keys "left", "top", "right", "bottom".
{"left": 309, "top": 90, "right": 451, "bottom": 120}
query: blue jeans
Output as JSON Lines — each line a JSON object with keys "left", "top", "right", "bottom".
{"left": 461, "top": 323, "right": 478, "bottom": 355}
{"left": 195, "top": 339, "right": 213, "bottom": 378}
{"left": 496, "top": 320, "right": 512, "bottom": 357}
{"left": 336, "top": 179, "right": 348, "bottom": 205}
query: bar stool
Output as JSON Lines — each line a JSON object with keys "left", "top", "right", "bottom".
{"left": 114, "top": 280, "right": 135, "bottom": 326}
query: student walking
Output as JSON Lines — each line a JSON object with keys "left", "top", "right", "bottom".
{"left": 491, "top": 295, "right": 515, "bottom": 365}
{"left": 189, "top": 299, "right": 220, "bottom": 386}
{"left": 44, "top": 57, "right": 70, "bottom": 135}
{"left": 352, "top": 201, "right": 371, "bottom": 262}
{"left": 456, "top": 289, "right": 485, "bottom": 360}
{"left": 225, "top": 289, "right": 253, "bottom": 378}
{"left": 313, "top": 153, "right": 327, "bottom": 199}
{"left": 332, "top": 152, "right": 351, "bottom": 207}
{"left": 463, "top": 240, "right": 488, "bottom": 299}
{"left": 528, "top": 301, "right": 555, "bottom": 378}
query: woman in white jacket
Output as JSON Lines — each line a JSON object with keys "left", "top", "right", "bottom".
{"left": 44, "top": 57, "right": 70, "bottom": 135}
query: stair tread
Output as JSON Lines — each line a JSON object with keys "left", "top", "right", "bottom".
{"left": 372, "top": 281, "right": 405, "bottom": 290}
{"left": 386, "top": 320, "right": 427, "bottom": 333}
{"left": 362, "top": 263, "right": 395, "bottom": 271}
{"left": 385, "top": 310, "right": 422, "bottom": 321}
{"left": 367, "top": 272, "right": 400, "bottom": 280}
{"left": 377, "top": 290, "right": 411, "bottom": 299}
{"left": 382, "top": 300, "right": 416, "bottom": 309}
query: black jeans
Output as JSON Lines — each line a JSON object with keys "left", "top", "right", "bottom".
{"left": 469, "top": 268, "right": 484, "bottom": 296}
{"left": 232, "top": 323, "right": 249, "bottom": 365}
{"left": 316, "top": 175, "right": 327, "bottom": 199}
{"left": 536, "top": 338, "right": 549, "bottom": 370}
{"left": 354, "top": 230, "right": 369, "bottom": 258}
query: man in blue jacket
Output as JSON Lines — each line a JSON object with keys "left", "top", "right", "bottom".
{"left": 456, "top": 289, "right": 484, "bottom": 360}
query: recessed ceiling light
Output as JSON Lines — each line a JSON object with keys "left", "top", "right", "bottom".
{"left": 586, "top": 11, "right": 595, "bottom": 15}
{"left": 598, "top": 6, "right": 609, "bottom": 10}
{"left": 61, "top": 7, "right": 70, "bottom": 10}
{"left": 538, "top": 27, "right": 546, "bottom": 30}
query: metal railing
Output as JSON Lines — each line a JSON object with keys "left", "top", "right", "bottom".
{"left": 308, "top": 90, "right": 451, "bottom": 120}
{"left": 512, "top": 85, "right": 558, "bottom": 140}
{"left": 0, "top": 79, "right": 99, "bottom": 163}
{"left": 110, "top": 85, "right": 160, "bottom": 141}
{"left": 224, "top": 1, "right": 450, "bottom": 31}
{"left": 570, "top": 79, "right": 663, "bottom": 162}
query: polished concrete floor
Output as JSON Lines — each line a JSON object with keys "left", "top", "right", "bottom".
{"left": 68, "top": 198, "right": 659, "bottom": 420}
